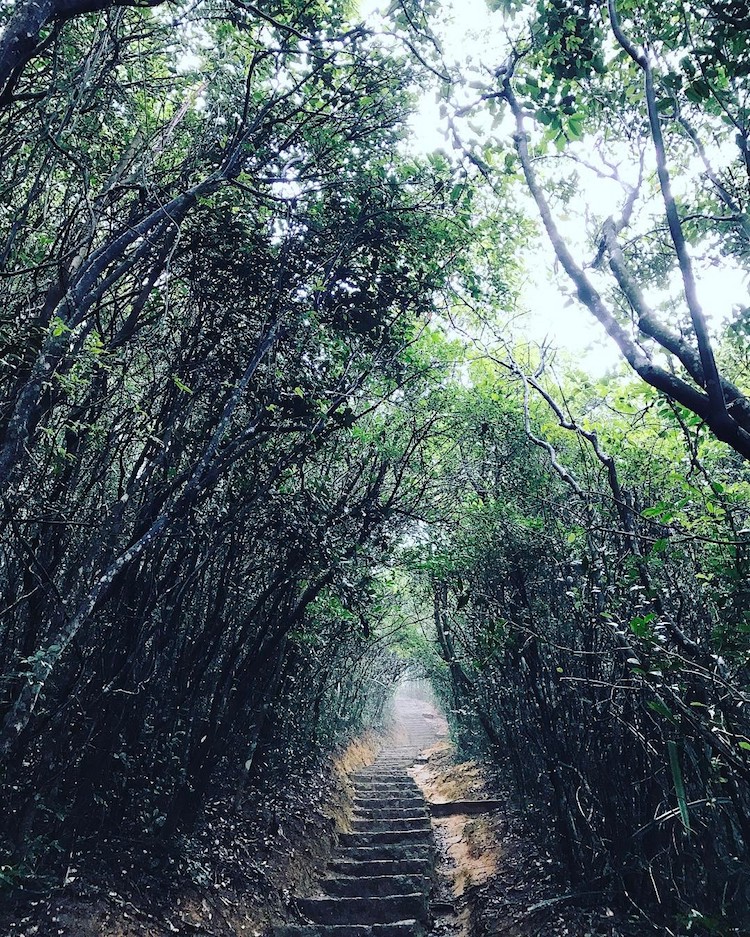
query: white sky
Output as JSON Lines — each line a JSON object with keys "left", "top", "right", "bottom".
{"left": 359, "top": 0, "right": 750, "bottom": 377}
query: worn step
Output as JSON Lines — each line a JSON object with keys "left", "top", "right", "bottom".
{"left": 352, "top": 773, "right": 417, "bottom": 791}
{"left": 354, "top": 797, "right": 425, "bottom": 811}
{"left": 340, "top": 830, "right": 432, "bottom": 848}
{"left": 356, "top": 768, "right": 417, "bottom": 773}
{"left": 353, "top": 765, "right": 413, "bottom": 771}
{"left": 299, "top": 894, "right": 427, "bottom": 926}
{"left": 366, "top": 766, "right": 415, "bottom": 773}
{"left": 354, "top": 773, "right": 418, "bottom": 781}
{"left": 352, "top": 815, "right": 431, "bottom": 833}
{"left": 322, "top": 875, "right": 429, "bottom": 899}
{"left": 274, "top": 923, "right": 420, "bottom": 937}
{"left": 361, "top": 762, "right": 415, "bottom": 769}
{"left": 354, "top": 765, "right": 415, "bottom": 773}
{"left": 353, "top": 768, "right": 417, "bottom": 776}
{"left": 355, "top": 803, "right": 427, "bottom": 813}
{"left": 329, "top": 858, "right": 431, "bottom": 878}
{"left": 354, "top": 779, "right": 419, "bottom": 789}
{"left": 354, "top": 787, "right": 424, "bottom": 806}
{"left": 354, "top": 808, "right": 428, "bottom": 822}
{"left": 354, "top": 786, "right": 424, "bottom": 803}
{"left": 353, "top": 787, "right": 420, "bottom": 798}
{"left": 339, "top": 844, "right": 433, "bottom": 863}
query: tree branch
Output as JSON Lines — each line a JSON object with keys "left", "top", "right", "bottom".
{"left": 501, "top": 74, "right": 750, "bottom": 460}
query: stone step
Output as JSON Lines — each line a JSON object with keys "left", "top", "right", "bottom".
{"left": 340, "top": 830, "right": 432, "bottom": 849}
{"left": 353, "top": 768, "right": 417, "bottom": 776}
{"left": 363, "top": 759, "right": 416, "bottom": 766}
{"left": 354, "top": 776, "right": 419, "bottom": 785}
{"left": 353, "top": 773, "right": 418, "bottom": 782}
{"left": 273, "top": 922, "right": 420, "bottom": 937}
{"left": 354, "top": 801, "right": 420, "bottom": 810}
{"left": 351, "top": 817, "right": 431, "bottom": 834}
{"left": 355, "top": 776, "right": 418, "bottom": 783}
{"left": 354, "top": 797, "right": 425, "bottom": 812}
{"left": 299, "top": 894, "right": 426, "bottom": 926}
{"left": 322, "top": 875, "right": 429, "bottom": 899}
{"left": 366, "top": 763, "right": 417, "bottom": 767}
{"left": 354, "top": 808, "right": 428, "bottom": 822}
{"left": 353, "top": 797, "right": 422, "bottom": 807}
{"left": 329, "top": 859, "right": 431, "bottom": 878}
{"left": 339, "top": 844, "right": 433, "bottom": 863}
{"left": 359, "top": 757, "right": 416, "bottom": 764}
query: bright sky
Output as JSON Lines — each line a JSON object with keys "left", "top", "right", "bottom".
{"left": 359, "top": 0, "right": 750, "bottom": 377}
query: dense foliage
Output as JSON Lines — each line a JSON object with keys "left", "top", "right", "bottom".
{"left": 1, "top": 0, "right": 749, "bottom": 933}
{"left": 403, "top": 359, "right": 750, "bottom": 932}
{"left": 0, "top": 0, "right": 470, "bottom": 881}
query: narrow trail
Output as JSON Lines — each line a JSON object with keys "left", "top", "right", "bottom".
{"left": 276, "top": 691, "right": 446, "bottom": 937}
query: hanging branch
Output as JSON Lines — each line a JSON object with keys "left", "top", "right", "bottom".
{"left": 511, "top": 355, "right": 585, "bottom": 498}
{"left": 0, "top": 0, "right": 167, "bottom": 103}
{"left": 497, "top": 342, "right": 718, "bottom": 667}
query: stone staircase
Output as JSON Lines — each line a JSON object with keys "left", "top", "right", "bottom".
{"left": 275, "top": 696, "right": 443, "bottom": 937}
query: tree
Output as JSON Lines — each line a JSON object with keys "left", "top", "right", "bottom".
{"left": 450, "top": 0, "right": 750, "bottom": 458}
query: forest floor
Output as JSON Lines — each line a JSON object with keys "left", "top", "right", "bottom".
{"left": 2, "top": 721, "right": 647, "bottom": 937}
{"left": 0, "top": 733, "right": 378, "bottom": 937}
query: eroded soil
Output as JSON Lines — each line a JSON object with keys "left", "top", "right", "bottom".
{"left": 410, "top": 739, "right": 643, "bottom": 937}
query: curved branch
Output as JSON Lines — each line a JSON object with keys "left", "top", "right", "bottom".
{"left": 513, "top": 360, "right": 585, "bottom": 498}
{"left": 501, "top": 76, "right": 750, "bottom": 460}
{"left": 0, "top": 0, "right": 166, "bottom": 102}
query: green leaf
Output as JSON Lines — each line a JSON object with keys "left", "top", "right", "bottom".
{"left": 172, "top": 374, "right": 194, "bottom": 395}
{"left": 667, "top": 740, "right": 691, "bottom": 834}
{"left": 647, "top": 700, "right": 675, "bottom": 720}
{"left": 51, "top": 316, "right": 71, "bottom": 338}
{"left": 567, "top": 113, "right": 585, "bottom": 140}
{"left": 643, "top": 501, "right": 668, "bottom": 519}
{"left": 630, "top": 612, "right": 656, "bottom": 639}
